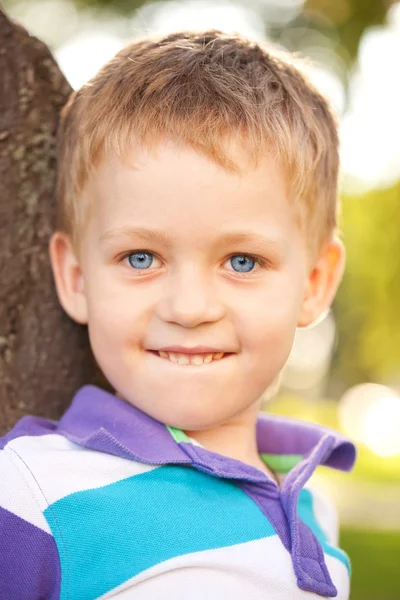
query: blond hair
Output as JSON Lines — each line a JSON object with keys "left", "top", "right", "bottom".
{"left": 56, "top": 30, "right": 340, "bottom": 259}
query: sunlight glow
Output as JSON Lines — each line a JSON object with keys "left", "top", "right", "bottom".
{"left": 282, "top": 311, "right": 336, "bottom": 390}
{"left": 131, "top": 0, "right": 265, "bottom": 39}
{"left": 339, "top": 383, "right": 400, "bottom": 457}
{"left": 55, "top": 32, "right": 123, "bottom": 90}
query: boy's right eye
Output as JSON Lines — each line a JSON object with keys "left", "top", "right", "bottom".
{"left": 117, "top": 250, "right": 162, "bottom": 273}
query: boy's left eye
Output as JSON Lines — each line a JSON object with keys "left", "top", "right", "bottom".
{"left": 121, "top": 251, "right": 264, "bottom": 275}
{"left": 228, "top": 255, "right": 256, "bottom": 273}
{"left": 126, "top": 252, "right": 157, "bottom": 270}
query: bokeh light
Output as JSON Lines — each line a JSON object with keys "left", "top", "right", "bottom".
{"left": 282, "top": 311, "right": 336, "bottom": 391}
{"left": 339, "top": 383, "right": 400, "bottom": 457}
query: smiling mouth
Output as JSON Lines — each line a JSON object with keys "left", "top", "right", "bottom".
{"left": 148, "top": 350, "right": 232, "bottom": 366}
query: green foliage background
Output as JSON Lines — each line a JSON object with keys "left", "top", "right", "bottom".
{"left": 334, "top": 183, "right": 400, "bottom": 388}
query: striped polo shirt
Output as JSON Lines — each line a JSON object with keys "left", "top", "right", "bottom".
{"left": 0, "top": 384, "right": 356, "bottom": 600}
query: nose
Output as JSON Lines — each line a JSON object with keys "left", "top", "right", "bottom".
{"left": 156, "top": 265, "right": 225, "bottom": 328}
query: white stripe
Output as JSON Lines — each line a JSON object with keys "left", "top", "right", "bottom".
{"left": 97, "top": 536, "right": 349, "bottom": 600}
{"left": 307, "top": 485, "right": 339, "bottom": 546}
{"left": 5, "top": 434, "right": 159, "bottom": 505}
{"left": 0, "top": 448, "right": 51, "bottom": 533}
{"left": 326, "top": 554, "right": 350, "bottom": 600}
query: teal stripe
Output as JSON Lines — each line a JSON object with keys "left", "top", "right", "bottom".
{"left": 45, "top": 465, "right": 276, "bottom": 600}
{"left": 298, "top": 488, "right": 351, "bottom": 575}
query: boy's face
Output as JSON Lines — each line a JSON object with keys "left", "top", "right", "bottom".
{"left": 51, "top": 141, "right": 343, "bottom": 430}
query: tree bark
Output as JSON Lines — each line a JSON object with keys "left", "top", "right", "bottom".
{"left": 0, "top": 9, "right": 111, "bottom": 436}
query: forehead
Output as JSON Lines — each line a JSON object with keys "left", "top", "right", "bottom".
{"left": 84, "top": 141, "right": 300, "bottom": 248}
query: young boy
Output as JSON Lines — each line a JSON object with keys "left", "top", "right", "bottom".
{"left": 0, "top": 30, "right": 356, "bottom": 599}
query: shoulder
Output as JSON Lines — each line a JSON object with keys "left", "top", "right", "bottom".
{"left": 0, "top": 416, "right": 64, "bottom": 523}
{"left": 0, "top": 413, "right": 58, "bottom": 450}
{"left": 1, "top": 416, "right": 158, "bottom": 508}
{"left": 0, "top": 423, "right": 62, "bottom": 599}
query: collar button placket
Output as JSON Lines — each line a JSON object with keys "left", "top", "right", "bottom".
{"left": 280, "top": 434, "right": 338, "bottom": 597}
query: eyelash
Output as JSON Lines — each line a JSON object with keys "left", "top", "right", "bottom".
{"left": 118, "top": 250, "right": 269, "bottom": 277}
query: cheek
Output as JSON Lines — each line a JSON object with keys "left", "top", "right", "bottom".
{"left": 84, "top": 276, "right": 147, "bottom": 345}
{"left": 238, "top": 277, "right": 304, "bottom": 352}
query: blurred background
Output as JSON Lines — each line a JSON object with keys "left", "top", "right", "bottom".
{"left": 3, "top": 0, "right": 400, "bottom": 597}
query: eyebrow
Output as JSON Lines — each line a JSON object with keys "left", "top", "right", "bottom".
{"left": 99, "top": 226, "right": 283, "bottom": 251}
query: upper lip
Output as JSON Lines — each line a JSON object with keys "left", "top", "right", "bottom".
{"left": 152, "top": 345, "right": 229, "bottom": 355}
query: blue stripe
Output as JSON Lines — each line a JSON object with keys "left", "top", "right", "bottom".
{"left": 298, "top": 488, "right": 351, "bottom": 575}
{"left": 44, "top": 465, "right": 276, "bottom": 599}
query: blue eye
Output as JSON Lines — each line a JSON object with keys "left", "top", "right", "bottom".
{"left": 230, "top": 255, "right": 256, "bottom": 273}
{"left": 128, "top": 252, "right": 154, "bottom": 269}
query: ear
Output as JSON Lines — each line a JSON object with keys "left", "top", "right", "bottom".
{"left": 297, "top": 237, "right": 345, "bottom": 328}
{"left": 48, "top": 231, "right": 88, "bottom": 325}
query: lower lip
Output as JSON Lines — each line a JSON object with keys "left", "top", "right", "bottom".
{"left": 147, "top": 350, "right": 234, "bottom": 368}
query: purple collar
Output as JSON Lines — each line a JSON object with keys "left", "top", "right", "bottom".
{"left": 56, "top": 385, "right": 356, "bottom": 484}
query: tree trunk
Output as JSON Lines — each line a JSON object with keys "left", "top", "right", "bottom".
{"left": 0, "top": 9, "right": 111, "bottom": 436}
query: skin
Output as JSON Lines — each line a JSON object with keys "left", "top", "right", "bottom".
{"left": 49, "top": 140, "right": 345, "bottom": 478}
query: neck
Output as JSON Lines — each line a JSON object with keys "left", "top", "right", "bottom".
{"left": 182, "top": 399, "right": 269, "bottom": 474}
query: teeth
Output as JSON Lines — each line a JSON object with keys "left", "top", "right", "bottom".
{"left": 168, "top": 353, "right": 179, "bottom": 364}
{"left": 157, "top": 351, "right": 225, "bottom": 365}
{"left": 177, "top": 354, "right": 190, "bottom": 365}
